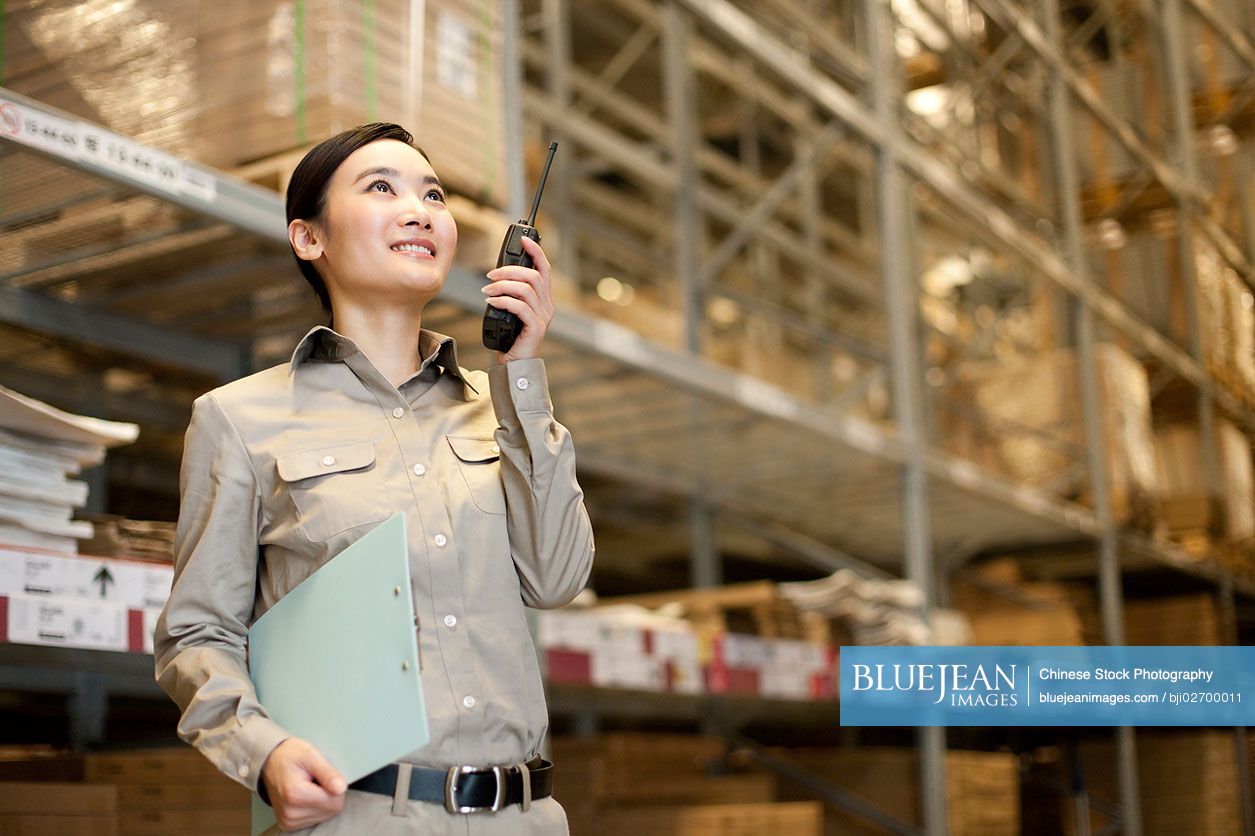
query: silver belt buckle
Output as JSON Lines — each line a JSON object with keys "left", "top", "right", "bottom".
{"left": 445, "top": 765, "right": 506, "bottom": 814}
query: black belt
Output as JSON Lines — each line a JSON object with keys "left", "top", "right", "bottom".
{"left": 349, "top": 756, "right": 553, "bottom": 813}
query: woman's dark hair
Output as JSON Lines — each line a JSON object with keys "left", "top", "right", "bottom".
{"left": 285, "top": 123, "right": 431, "bottom": 317}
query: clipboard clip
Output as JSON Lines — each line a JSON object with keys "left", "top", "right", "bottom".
{"left": 445, "top": 765, "right": 507, "bottom": 813}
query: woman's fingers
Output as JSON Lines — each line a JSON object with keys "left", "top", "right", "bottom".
{"left": 264, "top": 737, "right": 347, "bottom": 831}
{"left": 519, "top": 235, "right": 551, "bottom": 277}
{"left": 482, "top": 279, "right": 546, "bottom": 316}
{"left": 302, "top": 746, "right": 347, "bottom": 796}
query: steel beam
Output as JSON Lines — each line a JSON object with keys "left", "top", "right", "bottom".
{"left": 0, "top": 284, "right": 246, "bottom": 381}
{"left": 1039, "top": 1, "right": 1141, "bottom": 832}
{"left": 663, "top": 2, "right": 708, "bottom": 354}
{"left": 862, "top": 0, "right": 946, "bottom": 830}
{"left": 0, "top": 88, "right": 288, "bottom": 245}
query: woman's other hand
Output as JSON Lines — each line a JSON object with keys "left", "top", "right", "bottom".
{"left": 482, "top": 236, "right": 555, "bottom": 364}
{"left": 260, "top": 737, "right": 348, "bottom": 830}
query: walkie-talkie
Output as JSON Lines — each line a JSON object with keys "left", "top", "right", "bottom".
{"left": 483, "top": 140, "right": 559, "bottom": 352}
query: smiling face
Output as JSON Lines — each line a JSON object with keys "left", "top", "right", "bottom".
{"left": 289, "top": 139, "right": 458, "bottom": 314}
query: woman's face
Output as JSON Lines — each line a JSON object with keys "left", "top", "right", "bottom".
{"left": 304, "top": 139, "right": 458, "bottom": 310}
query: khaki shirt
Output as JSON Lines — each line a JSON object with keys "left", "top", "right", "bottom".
{"left": 153, "top": 326, "right": 595, "bottom": 805}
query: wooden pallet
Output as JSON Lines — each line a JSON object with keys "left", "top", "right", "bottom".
{"left": 598, "top": 582, "right": 831, "bottom": 644}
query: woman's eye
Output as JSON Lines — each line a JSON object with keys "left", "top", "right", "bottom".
{"left": 367, "top": 179, "right": 393, "bottom": 193}
{"left": 426, "top": 189, "right": 446, "bottom": 202}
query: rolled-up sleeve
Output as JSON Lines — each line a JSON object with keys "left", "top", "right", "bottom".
{"left": 152, "top": 392, "right": 289, "bottom": 791}
{"left": 488, "top": 358, "right": 595, "bottom": 609}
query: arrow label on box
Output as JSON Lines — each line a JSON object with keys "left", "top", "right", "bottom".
{"left": 92, "top": 566, "right": 114, "bottom": 599}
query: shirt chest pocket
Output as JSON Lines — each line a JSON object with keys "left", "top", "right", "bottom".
{"left": 446, "top": 435, "right": 506, "bottom": 516}
{"left": 276, "top": 440, "right": 390, "bottom": 542}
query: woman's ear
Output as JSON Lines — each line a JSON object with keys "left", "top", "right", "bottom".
{"left": 289, "top": 218, "right": 325, "bottom": 262}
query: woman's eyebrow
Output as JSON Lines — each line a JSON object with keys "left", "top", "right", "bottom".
{"left": 353, "top": 166, "right": 443, "bottom": 191}
{"left": 353, "top": 166, "right": 400, "bottom": 183}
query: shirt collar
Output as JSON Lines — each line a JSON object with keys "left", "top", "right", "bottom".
{"left": 287, "top": 325, "right": 479, "bottom": 398}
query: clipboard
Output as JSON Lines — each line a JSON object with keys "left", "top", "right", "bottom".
{"left": 247, "top": 513, "right": 427, "bottom": 834}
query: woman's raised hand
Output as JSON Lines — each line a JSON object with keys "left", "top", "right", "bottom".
{"left": 482, "top": 236, "right": 555, "bottom": 364}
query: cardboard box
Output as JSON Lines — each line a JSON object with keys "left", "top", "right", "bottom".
{"left": 0, "top": 548, "right": 173, "bottom": 611}
{"left": 938, "top": 344, "right": 1157, "bottom": 526}
{"left": 1, "top": 0, "right": 509, "bottom": 207}
{"left": 777, "top": 747, "right": 1020, "bottom": 836}
{"left": 0, "top": 783, "right": 118, "bottom": 836}
{"left": 599, "top": 802, "right": 823, "bottom": 836}
{"left": 84, "top": 749, "right": 224, "bottom": 785}
{"left": 4, "top": 594, "right": 128, "bottom": 652}
{"left": 1071, "top": 731, "right": 1241, "bottom": 836}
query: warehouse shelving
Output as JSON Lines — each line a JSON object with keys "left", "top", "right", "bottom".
{"left": 0, "top": 0, "right": 1253, "bottom": 832}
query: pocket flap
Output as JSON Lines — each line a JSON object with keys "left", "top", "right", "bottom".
{"left": 276, "top": 440, "right": 377, "bottom": 482}
{"left": 446, "top": 435, "right": 501, "bottom": 463}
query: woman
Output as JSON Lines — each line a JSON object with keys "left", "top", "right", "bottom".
{"left": 153, "top": 123, "right": 594, "bottom": 834}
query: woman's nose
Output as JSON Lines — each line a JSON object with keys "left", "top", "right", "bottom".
{"left": 400, "top": 203, "right": 432, "bottom": 229}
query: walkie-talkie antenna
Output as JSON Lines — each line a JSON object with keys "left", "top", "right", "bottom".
{"left": 526, "top": 141, "right": 559, "bottom": 226}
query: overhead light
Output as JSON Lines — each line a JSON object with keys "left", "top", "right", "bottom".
{"left": 707, "top": 296, "right": 740, "bottom": 326}
{"left": 907, "top": 85, "right": 949, "bottom": 117}
{"left": 597, "top": 276, "right": 623, "bottom": 303}
{"left": 1206, "top": 124, "right": 1237, "bottom": 156}
{"left": 1096, "top": 218, "right": 1126, "bottom": 250}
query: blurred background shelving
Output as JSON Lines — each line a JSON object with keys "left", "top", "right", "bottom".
{"left": 0, "top": 0, "right": 1253, "bottom": 833}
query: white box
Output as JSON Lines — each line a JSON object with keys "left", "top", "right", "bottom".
{"left": 6, "top": 593, "right": 128, "bottom": 652}
{"left": 0, "top": 548, "right": 173, "bottom": 610}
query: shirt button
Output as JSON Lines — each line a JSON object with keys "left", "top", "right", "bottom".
{"left": 392, "top": 407, "right": 405, "bottom": 419}
{"left": 443, "top": 614, "right": 458, "bottom": 628}
{"left": 238, "top": 763, "right": 250, "bottom": 779}
{"left": 462, "top": 695, "right": 476, "bottom": 709}
{"left": 413, "top": 463, "right": 426, "bottom": 477}
{"left": 490, "top": 444, "right": 500, "bottom": 454}
{"left": 433, "top": 533, "right": 447, "bottom": 548}
{"left": 321, "top": 455, "right": 336, "bottom": 467}
{"left": 515, "top": 377, "right": 530, "bottom": 390}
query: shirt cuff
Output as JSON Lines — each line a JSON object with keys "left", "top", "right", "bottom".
{"left": 227, "top": 714, "right": 290, "bottom": 794}
{"left": 488, "top": 357, "right": 553, "bottom": 421}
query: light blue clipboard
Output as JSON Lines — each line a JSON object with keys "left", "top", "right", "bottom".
{"left": 247, "top": 513, "right": 427, "bottom": 834}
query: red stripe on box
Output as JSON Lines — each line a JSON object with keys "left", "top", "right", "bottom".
{"left": 0, "top": 596, "right": 7, "bottom": 643}
{"left": 810, "top": 672, "right": 835, "bottom": 700}
{"left": 127, "top": 610, "right": 145, "bottom": 653}
{"left": 725, "top": 666, "right": 760, "bottom": 696}
{"left": 642, "top": 629, "right": 654, "bottom": 655}
{"left": 545, "top": 649, "right": 592, "bottom": 685}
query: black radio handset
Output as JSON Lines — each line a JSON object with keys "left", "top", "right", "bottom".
{"left": 483, "top": 141, "right": 559, "bottom": 352}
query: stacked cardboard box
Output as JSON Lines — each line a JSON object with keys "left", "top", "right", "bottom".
{"left": 776, "top": 747, "right": 1020, "bottom": 836}
{"left": 0, "top": 747, "right": 249, "bottom": 835}
{"left": 0, "top": 547, "right": 172, "bottom": 653}
{"left": 1071, "top": 732, "right": 1241, "bottom": 836}
{"left": 538, "top": 606, "right": 704, "bottom": 694}
{"left": 0, "top": 782, "right": 119, "bottom": 836}
{"left": 951, "top": 562, "right": 1086, "bottom": 647}
{"left": 1195, "top": 233, "right": 1255, "bottom": 406}
{"left": 2, "top": 0, "right": 509, "bottom": 206}
{"left": 597, "top": 801, "right": 824, "bottom": 836}
{"left": 84, "top": 749, "right": 250, "bottom": 836}
{"left": 575, "top": 583, "right": 839, "bottom": 699}
{"left": 1154, "top": 415, "right": 1254, "bottom": 558}
{"left": 553, "top": 734, "right": 801, "bottom": 836}
{"left": 938, "top": 343, "right": 1157, "bottom": 527}
{"left": 1123, "top": 593, "right": 1234, "bottom": 646}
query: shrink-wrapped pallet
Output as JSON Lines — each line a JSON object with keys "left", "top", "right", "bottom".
{"left": 1, "top": 0, "right": 510, "bottom": 207}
